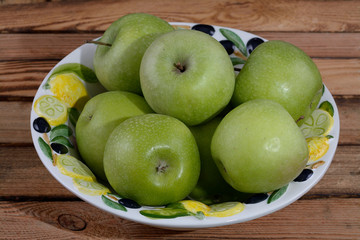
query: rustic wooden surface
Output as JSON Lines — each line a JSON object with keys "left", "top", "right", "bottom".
{"left": 0, "top": 0, "right": 359, "bottom": 239}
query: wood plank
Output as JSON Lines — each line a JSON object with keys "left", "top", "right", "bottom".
{"left": 1, "top": 32, "right": 360, "bottom": 61}
{"left": 314, "top": 58, "right": 360, "bottom": 96}
{"left": 0, "top": 34, "right": 97, "bottom": 61}
{"left": 0, "top": 60, "right": 56, "bottom": 98}
{"left": 334, "top": 97, "right": 360, "bottom": 146}
{"left": 0, "top": 0, "right": 59, "bottom": 5}
{"left": 308, "top": 145, "right": 360, "bottom": 197}
{"left": 0, "top": 146, "right": 75, "bottom": 199}
{"left": 0, "top": 0, "right": 359, "bottom": 33}
{"left": 0, "top": 198, "right": 359, "bottom": 239}
{"left": 0, "top": 96, "right": 359, "bottom": 145}
{"left": 0, "top": 145, "right": 358, "bottom": 198}
{"left": 258, "top": 32, "right": 360, "bottom": 58}
{"left": 0, "top": 58, "right": 359, "bottom": 99}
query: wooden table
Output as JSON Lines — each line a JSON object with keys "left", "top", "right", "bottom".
{"left": 1, "top": 0, "right": 359, "bottom": 239}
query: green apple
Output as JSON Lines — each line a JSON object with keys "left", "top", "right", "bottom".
{"left": 211, "top": 99, "right": 309, "bottom": 193}
{"left": 75, "top": 91, "right": 153, "bottom": 180}
{"left": 231, "top": 40, "right": 323, "bottom": 126}
{"left": 103, "top": 114, "right": 200, "bottom": 206}
{"left": 140, "top": 29, "right": 235, "bottom": 126}
{"left": 93, "top": 13, "right": 174, "bottom": 94}
{"left": 189, "top": 117, "right": 251, "bottom": 204}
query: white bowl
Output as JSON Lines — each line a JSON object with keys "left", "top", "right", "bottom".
{"left": 30, "top": 23, "right": 340, "bottom": 230}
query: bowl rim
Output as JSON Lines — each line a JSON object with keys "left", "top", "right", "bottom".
{"left": 30, "top": 22, "right": 340, "bottom": 230}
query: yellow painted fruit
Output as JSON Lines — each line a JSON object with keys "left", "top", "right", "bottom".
{"left": 207, "top": 202, "right": 245, "bottom": 217}
{"left": 306, "top": 136, "right": 330, "bottom": 163}
{"left": 300, "top": 109, "right": 334, "bottom": 138}
{"left": 179, "top": 200, "right": 211, "bottom": 215}
{"left": 73, "top": 178, "right": 110, "bottom": 196}
{"left": 34, "top": 95, "right": 68, "bottom": 126}
{"left": 49, "top": 73, "right": 89, "bottom": 109}
{"left": 56, "top": 154, "right": 96, "bottom": 181}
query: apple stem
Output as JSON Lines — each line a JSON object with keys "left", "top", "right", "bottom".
{"left": 156, "top": 160, "right": 168, "bottom": 173}
{"left": 296, "top": 115, "right": 305, "bottom": 123}
{"left": 85, "top": 40, "right": 112, "bottom": 47}
{"left": 174, "top": 62, "right": 186, "bottom": 73}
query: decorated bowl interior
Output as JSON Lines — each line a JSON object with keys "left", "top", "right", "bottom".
{"left": 30, "top": 22, "right": 340, "bottom": 230}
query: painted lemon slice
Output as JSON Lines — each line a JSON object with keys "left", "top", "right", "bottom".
{"left": 56, "top": 154, "right": 96, "bottom": 181}
{"left": 300, "top": 109, "right": 334, "bottom": 138}
{"left": 48, "top": 73, "right": 89, "bottom": 109}
{"left": 307, "top": 136, "right": 330, "bottom": 163}
{"left": 73, "top": 178, "right": 110, "bottom": 196}
{"left": 207, "top": 202, "right": 245, "bottom": 217}
{"left": 34, "top": 95, "right": 68, "bottom": 126}
{"left": 179, "top": 200, "right": 211, "bottom": 215}
{"left": 206, "top": 202, "right": 245, "bottom": 217}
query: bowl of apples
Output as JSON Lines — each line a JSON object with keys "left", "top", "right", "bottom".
{"left": 30, "top": 13, "right": 339, "bottom": 230}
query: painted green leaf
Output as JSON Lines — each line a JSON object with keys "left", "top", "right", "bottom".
{"left": 193, "top": 211, "right": 205, "bottom": 220}
{"left": 50, "top": 124, "right": 73, "bottom": 141}
{"left": 267, "top": 184, "right": 289, "bottom": 204}
{"left": 166, "top": 202, "right": 186, "bottom": 210}
{"left": 51, "top": 135, "right": 74, "bottom": 148}
{"left": 48, "top": 63, "right": 98, "bottom": 83}
{"left": 230, "top": 57, "right": 246, "bottom": 66}
{"left": 326, "top": 135, "right": 334, "bottom": 139}
{"left": 68, "top": 108, "right": 80, "bottom": 127}
{"left": 319, "top": 101, "right": 334, "bottom": 117}
{"left": 38, "top": 137, "right": 53, "bottom": 162}
{"left": 140, "top": 208, "right": 190, "bottom": 219}
{"left": 43, "top": 81, "right": 51, "bottom": 90}
{"left": 101, "top": 195, "right": 127, "bottom": 211}
{"left": 220, "top": 28, "right": 248, "bottom": 57}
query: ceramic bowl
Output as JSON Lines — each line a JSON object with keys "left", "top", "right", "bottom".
{"left": 30, "top": 23, "right": 340, "bottom": 230}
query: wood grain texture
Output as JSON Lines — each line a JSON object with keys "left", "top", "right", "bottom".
{"left": 0, "top": 198, "right": 359, "bottom": 239}
{"left": 1, "top": 58, "right": 359, "bottom": 99}
{"left": 0, "top": 0, "right": 63, "bottom": 4}
{"left": 0, "top": 146, "right": 358, "bottom": 199}
{"left": 0, "top": 0, "right": 359, "bottom": 238}
{"left": 0, "top": 146, "right": 75, "bottom": 199}
{"left": 1, "top": 97, "right": 359, "bottom": 145}
{"left": 0, "top": 34, "right": 97, "bottom": 61}
{"left": 0, "top": 0, "right": 360, "bottom": 33}
{"left": 1, "top": 32, "right": 360, "bottom": 61}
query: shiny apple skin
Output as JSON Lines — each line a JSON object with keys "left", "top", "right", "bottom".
{"left": 93, "top": 13, "right": 174, "bottom": 94}
{"left": 232, "top": 40, "right": 323, "bottom": 126}
{"left": 211, "top": 99, "right": 309, "bottom": 193}
{"left": 104, "top": 114, "right": 201, "bottom": 206}
{"left": 140, "top": 29, "right": 235, "bottom": 126}
{"left": 76, "top": 91, "right": 153, "bottom": 180}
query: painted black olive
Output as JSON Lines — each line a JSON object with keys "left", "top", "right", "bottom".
{"left": 118, "top": 198, "right": 141, "bottom": 209}
{"left": 191, "top": 24, "right": 215, "bottom": 36}
{"left": 220, "top": 40, "right": 235, "bottom": 55}
{"left": 293, "top": 169, "right": 314, "bottom": 182}
{"left": 50, "top": 143, "right": 68, "bottom": 154}
{"left": 244, "top": 193, "right": 268, "bottom": 204}
{"left": 33, "top": 117, "right": 51, "bottom": 133}
{"left": 246, "top": 37, "right": 264, "bottom": 55}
